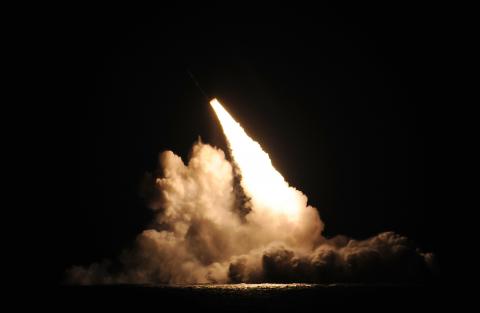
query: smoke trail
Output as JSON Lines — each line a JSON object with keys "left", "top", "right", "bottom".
{"left": 67, "top": 99, "right": 434, "bottom": 284}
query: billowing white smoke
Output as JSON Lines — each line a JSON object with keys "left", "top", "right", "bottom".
{"left": 67, "top": 100, "right": 434, "bottom": 285}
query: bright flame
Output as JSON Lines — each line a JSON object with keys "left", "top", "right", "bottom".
{"left": 210, "top": 98, "right": 306, "bottom": 221}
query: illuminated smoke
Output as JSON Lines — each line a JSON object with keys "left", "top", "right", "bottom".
{"left": 67, "top": 99, "right": 434, "bottom": 284}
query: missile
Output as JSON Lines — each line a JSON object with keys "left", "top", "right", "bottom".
{"left": 187, "top": 69, "right": 210, "bottom": 102}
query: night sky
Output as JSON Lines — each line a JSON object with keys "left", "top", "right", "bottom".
{"left": 51, "top": 4, "right": 439, "bottom": 284}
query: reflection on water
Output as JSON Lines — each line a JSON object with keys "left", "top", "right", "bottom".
{"left": 176, "top": 283, "right": 321, "bottom": 296}
{"left": 146, "top": 283, "right": 385, "bottom": 290}
{"left": 58, "top": 283, "right": 435, "bottom": 311}
{"left": 176, "top": 283, "right": 317, "bottom": 290}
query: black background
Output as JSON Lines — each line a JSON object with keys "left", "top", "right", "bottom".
{"left": 44, "top": 3, "right": 443, "bottom": 285}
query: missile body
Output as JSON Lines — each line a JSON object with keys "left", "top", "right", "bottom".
{"left": 187, "top": 70, "right": 210, "bottom": 102}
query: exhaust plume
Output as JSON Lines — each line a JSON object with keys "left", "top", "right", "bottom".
{"left": 67, "top": 99, "right": 434, "bottom": 284}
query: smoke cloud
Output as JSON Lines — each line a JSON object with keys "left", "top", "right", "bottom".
{"left": 67, "top": 141, "right": 434, "bottom": 285}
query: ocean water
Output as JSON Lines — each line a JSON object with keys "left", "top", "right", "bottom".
{"left": 57, "top": 283, "right": 438, "bottom": 311}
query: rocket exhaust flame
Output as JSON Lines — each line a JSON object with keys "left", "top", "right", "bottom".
{"left": 210, "top": 98, "right": 304, "bottom": 221}
{"left": 67, "top": 98, "right": 435, "bottom": 285}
